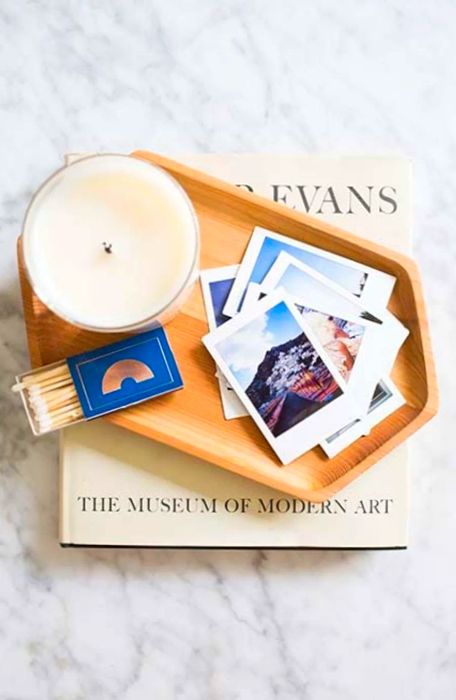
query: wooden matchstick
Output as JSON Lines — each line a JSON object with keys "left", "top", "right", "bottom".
{"left": 13, "top": 360, "right": 84, "bottom": 433}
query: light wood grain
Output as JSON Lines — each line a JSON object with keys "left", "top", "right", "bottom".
{"left": 17, "top": 150, "right": 438, "bottom": 502}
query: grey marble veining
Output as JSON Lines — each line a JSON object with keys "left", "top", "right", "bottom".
{"left": 0, "top": 1, "right": 455, "bottom": 698}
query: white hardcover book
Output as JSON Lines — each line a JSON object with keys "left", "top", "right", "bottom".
{"left": 60, "top": 154, "right": 411, "bottom": 548}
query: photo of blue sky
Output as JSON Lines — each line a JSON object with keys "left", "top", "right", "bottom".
{"left": 248, "top": 236, "right": 367, "bottom": 298}
{"left": 276, "top": 263, "right": 363, "bottom": 319}
{"left": 209, "top": 277, "right": 235, "bottom": 327}
{"left": 216, "top": 301, "right": 303, "bottom": 389}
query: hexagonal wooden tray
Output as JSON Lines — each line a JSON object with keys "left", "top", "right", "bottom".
{"left": 17, "top": 150, "right": 438, "bottom": 502}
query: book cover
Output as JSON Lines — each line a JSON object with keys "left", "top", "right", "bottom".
{"left": 60, "top": 153, "right": 411, "bottom": 548}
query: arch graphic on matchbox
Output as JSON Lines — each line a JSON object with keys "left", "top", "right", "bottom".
{"left": 101, "top": 358, "right": 155, "bottom": 395}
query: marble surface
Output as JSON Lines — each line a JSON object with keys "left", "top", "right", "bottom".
{"left": 0, "top": 2, "right": 454, "bottom": 698}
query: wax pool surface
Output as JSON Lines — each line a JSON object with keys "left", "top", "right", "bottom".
{"left": 23, "top": 155, "right": 198, "bottom": 329}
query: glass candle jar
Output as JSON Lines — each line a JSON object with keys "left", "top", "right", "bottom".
{"left": 22, "top": 153, "right": 200, "bottom": 332}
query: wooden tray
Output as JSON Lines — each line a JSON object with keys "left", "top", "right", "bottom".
{"left": 18, "top": 150, "right": 438, "bottom": 502}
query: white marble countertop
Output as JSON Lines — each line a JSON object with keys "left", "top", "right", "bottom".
{"left": 0, "top": 2, "right": 454, "bottom": 698}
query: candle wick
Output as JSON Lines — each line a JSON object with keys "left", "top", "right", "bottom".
{"left": 102, "top": 242, "right": 113, "bottom": 254}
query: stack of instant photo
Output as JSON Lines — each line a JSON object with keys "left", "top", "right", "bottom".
{"left": 201, "top": 226, "right": 408, "bottom": 464}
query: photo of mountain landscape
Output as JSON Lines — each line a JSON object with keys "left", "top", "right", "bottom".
{"left": 245, "top": 331, "right": 343, "bottom": 436}
{"left": 215, "top": 301, "right": 343, "bottom": 437}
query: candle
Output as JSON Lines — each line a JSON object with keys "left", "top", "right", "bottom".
{"left": 22, "top": 154, "right": 199, "bottom": 331}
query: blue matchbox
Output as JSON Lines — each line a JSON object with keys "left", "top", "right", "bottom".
{"left": 14, "top": 327, "right": 183, "bottom": 435}
{"left": 67, "top": 327, "right": 183, "bottom": 419}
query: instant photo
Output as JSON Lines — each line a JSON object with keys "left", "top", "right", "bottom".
{"left": 223, "top": 226, "right": 396, "bottom": 317}
{"left": 203, "top": 291, "right": 358, "bottom": 464}
{"left": 321, "top": 378, "right": 405, "bottom": 458}
{"left": 200, "top": 265, "right": 248, "bottom": 420}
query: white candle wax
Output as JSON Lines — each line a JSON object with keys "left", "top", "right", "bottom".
{"left": 22, "top": 154, "right": 199, "bottom": 331}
